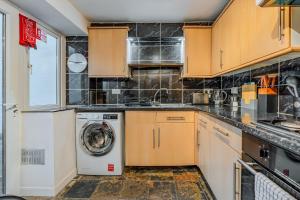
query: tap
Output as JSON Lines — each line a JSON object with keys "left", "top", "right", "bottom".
{"left": 152, "top": 88, "right": 169, "bottom": 105}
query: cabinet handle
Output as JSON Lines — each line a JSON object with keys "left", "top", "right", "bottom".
{"left": 198, "top": 122, "right": 206, "bottom": 129}
{"left": 234, "top": 162, "right": 241, "bottom": 200}
{"left": 158, "top": 127, "right": 160, "bottom": 148}
{"left": 220, "top": 50, "right": 223, "bottom": 69}
{"left": 186, "top": 56, "right": 189, "bottom": 74}
{"left": 199, "top": 119, "right": 207, "bottom": 125}
{"left": 197, "top": 130, "right": 201, "bottom": 145}
{"left": 278, "top": 7, "right": 285, "bottom": 41}
{"left": 167, "top": 116, "right": 185, "bottom": 121}
{"left": 153, "top": 128, "right": 155, "bottom": 149}
{"left": 213, "top": 127, "right": 229, "bottom": 137}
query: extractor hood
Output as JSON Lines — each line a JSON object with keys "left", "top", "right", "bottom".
{"left": 257, "top": 0, "right": 300, "bottom": 7}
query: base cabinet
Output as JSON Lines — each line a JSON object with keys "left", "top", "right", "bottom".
{"left": 125, "top": 111, "right": 195, "bottom": 166}
{"left": 197, "top": 113, "right": 241, "bottom": 200}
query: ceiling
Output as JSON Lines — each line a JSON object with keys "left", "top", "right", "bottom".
{"left": 69, "top": 0, "right": 229, "bottom": 22}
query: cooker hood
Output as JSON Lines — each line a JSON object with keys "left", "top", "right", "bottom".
{"left": 257, "top": 0, "right": 300, "bottom": 7}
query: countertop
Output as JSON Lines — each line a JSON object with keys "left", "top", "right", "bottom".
{"left": 71, "top": 104, "right": 300, "bottom": 156}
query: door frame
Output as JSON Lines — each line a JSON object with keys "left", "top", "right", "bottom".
{"left": 0, "top": 11, "right": 6, "bottom": 195}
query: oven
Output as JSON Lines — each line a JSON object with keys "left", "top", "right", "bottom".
{"left": 237, "top": 132, "right": 300, "bottom": 199}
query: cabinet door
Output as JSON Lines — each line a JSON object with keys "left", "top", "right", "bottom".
{"left": 88, "top": 28, "right": 128, "bottom": 77}
{"left": 125, "top": 111, "right": 157, "bottom": 166}
{"left": 241, "top": 0, "right": 290, "bottom": 64}
{"left": 183, "top": 27, "right": 211, "bottom": 77}
{"left": 198, "top": 116, "right": 210, "bottom": 180}
{"left": 156, "top": 123, "right": 195, "bottom": 166}
{"left": 221, "top": 0, "right": 241, "bottom": 71}
{"left": 211, "top": 21, "right": 222, "bottom": 75}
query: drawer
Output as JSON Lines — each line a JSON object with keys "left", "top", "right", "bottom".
{"left": 211, "top": 121, "right": 242, "bottom": 154}
{"left": 156, "top": 111, "right": 195, "bottom": 123}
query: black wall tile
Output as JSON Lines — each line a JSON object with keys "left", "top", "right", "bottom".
{"left": 221, "top": 75, "right": 234, "bottom": 89}
{"left": 137, "top": 23, "right": 160, "bottom": 38}
{"left": 67, "top": 74, "right": 88, "bottom": 90}
{"left": 205, "top": 77, "right": 221, "bottom": 89}
{"left": 183, "top": 79, "right": 204, "bottom": 89}
{"left": 66, "top": 41, "right": 88, "bottom": 57}
{"left": 161, "top": 90, "right": 182, "bottom": 104}
{"left": 233, "top": 70, "right": 251, "bottom": 87}
{"left": 161, "top": 23, "right": 183, "bottom": 37}
{"left": 67, "top": 90, "right": 89, "bottom": 105}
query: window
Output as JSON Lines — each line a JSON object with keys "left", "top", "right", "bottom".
{"left": 29, "top": 28, "right": 60, "bottom": 107}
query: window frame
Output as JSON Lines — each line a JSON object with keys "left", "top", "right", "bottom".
{"left": 27, "top": 25, "right": 61, "bottom": 109}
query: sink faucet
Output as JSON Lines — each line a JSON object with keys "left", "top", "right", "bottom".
{"left": 152, "top": 88, "right": 169, "bottom": 105}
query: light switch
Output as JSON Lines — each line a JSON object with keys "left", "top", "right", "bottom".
{"left": 112, "top": 89, "right": 121, "bottom": 95}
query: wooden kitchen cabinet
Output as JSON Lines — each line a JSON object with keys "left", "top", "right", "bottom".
{"left": 220, "top": 0, "right": 241, "bottom": 71}
{"left": 125, "top": 111, "right": 195, "bottom": 166}
{"left": 88, "top": 27, "right": 129, "bottom": 77}
{"left": 212, "top": 0, "right": 300, "bottom": 75}
{"left": 211, "top": 20, "right": 222, "bottom": 75}
{"left": 197, "top": 112, "right": 242, "bottom": 200}
{"left": 240, "top": 0, "right": 290, "bottom": 65}
{"left": 211, "top": 0, "right": 241, "bottom": 74}
{"left": 183, "top": 26, "right": 212, "bottom": 77}
{"left": 125, "top": 111, "right": 157, "bottom": 166}
{"left": 156, "top": 122, "right": 195, "bottom": 165}
{"left": 197, "top": 115, "right": 211, "bottom": 182}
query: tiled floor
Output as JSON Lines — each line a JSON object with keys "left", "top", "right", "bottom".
{"left": 25, "top": 166, "right": 214, "bottom": 200}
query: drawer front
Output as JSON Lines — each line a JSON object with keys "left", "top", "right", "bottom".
{"left": 200, "top": 112, "right": 242, "bottom": 153}
{"left": 212, "top": 121, "right": 242, "bottom": 154}
{"left": 156, "top": 111, "right": 195, "bottom": 123}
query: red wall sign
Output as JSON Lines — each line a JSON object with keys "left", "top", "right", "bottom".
{"left": 19, "top": 14, "right": 37, "bottom": 48}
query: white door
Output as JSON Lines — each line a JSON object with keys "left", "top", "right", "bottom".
{"left": 0, "top": 11, "right": 4, "bottom": 195}
{"left": 0, "top": 2, "right": 26, "bottom": 194}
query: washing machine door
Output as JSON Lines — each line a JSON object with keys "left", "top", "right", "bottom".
{"left": 80, "top": 121, "right": 115, "bottom": 156}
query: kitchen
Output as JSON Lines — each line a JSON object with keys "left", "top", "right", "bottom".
{"left": 0, "top": 0, "right": 300, "bottom": 199}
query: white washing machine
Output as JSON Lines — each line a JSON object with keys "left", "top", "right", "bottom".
{"left": 76, "top": 112, "right": 124, "bottom": 175}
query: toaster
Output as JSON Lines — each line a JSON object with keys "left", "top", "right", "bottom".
{"left": 192, "top": 93, "right": 209, "bottom": 105}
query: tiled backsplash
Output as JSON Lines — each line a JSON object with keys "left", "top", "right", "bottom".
{"left": 66, "top": 23, "right": 300, "bottom": 116}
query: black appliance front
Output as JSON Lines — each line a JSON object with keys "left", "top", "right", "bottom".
{"left": 241, "top": 132, "right": 300, "bottom": 199}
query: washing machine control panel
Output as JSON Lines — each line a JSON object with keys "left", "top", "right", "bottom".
{"left": 103, "top": 114, "right": 118, "bottom": 120}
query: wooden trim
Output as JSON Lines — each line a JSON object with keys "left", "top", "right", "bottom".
{"left": 183, "top": 25, "right": 212, "bottom": 29}
{"left": 88, "top": 26, "right": 129, "bottom": 30}
{"left": 212, "top": 0, "right": 234, "bottom": 27}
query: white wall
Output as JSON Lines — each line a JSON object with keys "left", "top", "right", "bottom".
{"left": 0, "top": 0, "right": 68, "bottom": 195}
{"left": 21, "top": 110, "right": 76, "bottom": 196}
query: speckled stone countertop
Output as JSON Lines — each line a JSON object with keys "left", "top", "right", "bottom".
{"left": 72, "top": 104, "right": 300, "bottom": 156}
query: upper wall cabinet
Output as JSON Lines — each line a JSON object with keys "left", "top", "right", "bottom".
{"left": 88, "top": 27, "right": 129, "bottom": 77}
{"left": 183, "top": 26, "right": 212, "bottom": 77}
{"left": 212, "top": 0, "right": 242, "bottom": 75}
{"left": 212, "top": 0, "right": 300, "bottom": 75}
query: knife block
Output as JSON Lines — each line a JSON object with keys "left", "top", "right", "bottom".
{"left": 258, "top": 94, "right": 278, "bottom": 116}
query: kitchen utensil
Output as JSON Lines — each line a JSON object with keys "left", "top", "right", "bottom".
{"left": 192, "top": 92, "right": 209, "bottom": 105}
{"left": 285, "top": 76, "right": 300, "bottom": 118}
{"left": 213, "top": 90, "right": 227, "bottom": 105}
{"left": 258, "top": 75, "right": 278, "bottom": 115}
{"left": 258, "top": 75, "right": 277, "bottom": 95}
{"left": 286, "top": 76, "right": 299, "bottom": 97}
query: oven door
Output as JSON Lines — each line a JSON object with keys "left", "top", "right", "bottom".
{"left": 238, "top": 154, "right": 300, "bottom": 200}
{"left": 237, "top": 155, "right": 266, "bottom": 200}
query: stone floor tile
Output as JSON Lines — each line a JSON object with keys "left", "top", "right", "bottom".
{"left": 119, "top": 180, "right": 149, "bottom": 200}
{"left": 176, "top": 181, "right": 202, "bottom": 200}
{"left": 148, "top": 181, "right": 177, "bottom": 200}
{"left": 63, "top": 180, "right": 98, "bottom": 199}
{"left": 90, "top": 180, "right": 123, "bottom": 200}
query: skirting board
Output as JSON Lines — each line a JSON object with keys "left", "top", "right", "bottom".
{"left": 20, "top": 168, "right": 76, "bottom": 196}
